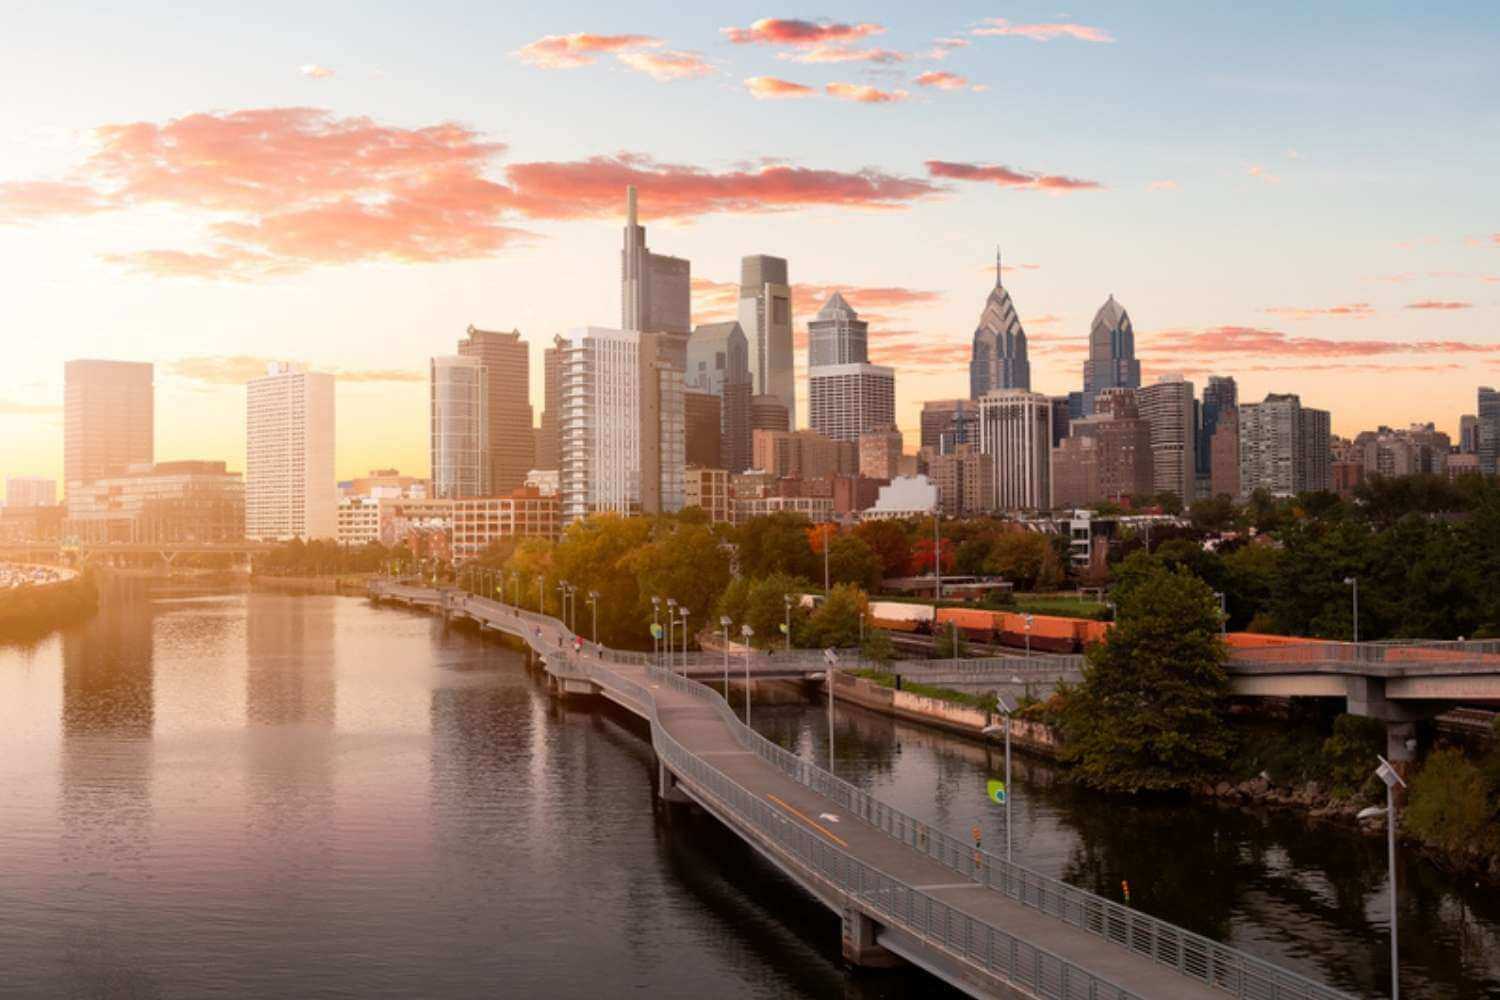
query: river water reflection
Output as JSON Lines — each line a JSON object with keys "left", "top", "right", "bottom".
{"left": 1, "top": 580, "right": 1497, "bottom": 998}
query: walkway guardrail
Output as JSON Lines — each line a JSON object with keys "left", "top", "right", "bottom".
{"left": 901, "top": 654, "right": 1086, "bottom": 676}
{"left": 1229, "top": 638, "right": 1500, "bottom": 671}
{"left": 377, "top": 581, "right": 1352, "bottom": 1000}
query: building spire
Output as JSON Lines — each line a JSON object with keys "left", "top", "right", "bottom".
{"left": 996, "top": 246, "right": 1003, "bottom": 287}
{"left": 627, "top": 185, "right": 637, "bottom": 227}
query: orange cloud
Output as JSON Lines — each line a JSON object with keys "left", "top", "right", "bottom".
{"left": 825, "top": 82, "right": 908, "bottom": 103}
{"left": 723, "top": 18, "right": 882, "bottom": 46}
{"left": 926, "top": 160, "right": 1102, "bottom": 193}
{"left": 299, "top": 64, "right": 335, "bottom": 79}
{"left": 514, "top": 33, "right": 659, "bottom": 69}
{"left": 1247, "top": 165, "right": 1280, "bottom": 184}
{"left": 1143, "top": 326, "right": 1499, "bottom": 358}
{"left": 914, "top": 71, "right": 972, "bottom": 91}
{"left": 972, "top": 19, "right": 1113, "bottom": 42}
{"left": 0, "top": 398, "right": 61, "bottom": 416}
{"left": 783, "top": 44, "right": 905, "bottom": 64}
{"left": 1262, "top": 303, "right": 1376, "bottom": 320}
{"left": 925, "top": 37, "right": 970, "bottom": 60}
{"left": 744, "top": 76, "right": 817, "bottom": 99}
{"left": 0, "top": 180, "right": 109, "bottom": 223}
{"left": 868, "top": 334, "right": 971, "bottom": 373}
{"left": 693, "top": 278, "right": 942, "bottom": 325}
{"left": 504, "top": 155, "right": 938, "bottom": 220}
{"left": 617, "top": 49, "right": 714, "bottom": 81}
{"left": 1404, "top": 300, "right": 1473, "bottom": 310}
{"left": 1148, "top": 179, "right": 1178, "bottom": 191}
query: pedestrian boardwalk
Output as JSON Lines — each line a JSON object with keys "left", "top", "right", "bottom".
{"left": 374, "top": 582, "right": 1355, "bottom": 1000}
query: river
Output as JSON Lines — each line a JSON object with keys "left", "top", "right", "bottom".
{"left": 1, "top": 579, "right": 1497, "bottom": 998}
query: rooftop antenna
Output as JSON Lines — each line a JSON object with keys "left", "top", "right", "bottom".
{"left": 996, "top": 246, "right": 1003, "bottom": 286}
{"left": 627, "top": 185, "right": 638, "bottom": 227}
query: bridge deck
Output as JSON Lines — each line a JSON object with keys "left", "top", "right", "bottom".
{"left": 376, "top": 583, "right": 1351, "bottom": 1000}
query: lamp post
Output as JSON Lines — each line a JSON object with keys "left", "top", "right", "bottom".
{"left": 741, "top": 624, "right": 754, "bottom": 726}
{"left": 535, "top": 574, "right": 544, "bottom": 614}
{"left": 667, "top": 598, "right": 678, "bottom": 672}
{"left": 823, "top": 648, "right": 839, "bottom": 776}
{"left": 1213, "top": 591, "right": 1227, "bottom": 636}
{"left": 679, "top": 608, "right": 691, "bottom": 672}
{"left": 933, "top": 514, "right": 942, "bottom": 601}
{"left": 823, "top": 524, "right": 831, "bottom": 593}
{"left": 1345, "top": 576, "right": 1360, "bottom": 645}
{"left": 783, "top": 594, "right": 793, "bottom": 652}
{"left": 511, "top": 572, "right": 520, "bottom": 607}
{"left": 651, "top": 596, "right": 661, "bottom": 665}
{"left": 1023, "top": 613, "right": 1034, "bottom": 657}
{"left": 982, "top": 694, "right": 1016, "bottom": 863}
{"left": 1358, "top": 757, "right": 1406, "bottom": 999}
{"left": 557, "top": 580, "right": 569, "bottom": 631}
{"left": 720, "top": 615, "right": 732, "bottom": 699}
{"left": 587, "top": 590, "right": 599, "bottom": 644}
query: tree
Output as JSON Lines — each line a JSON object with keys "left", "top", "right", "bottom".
{"left": 1188, "top": 495, "right": 1238, "bottom": 532}
{"left": 985, "top": 531, "right": 1052, "bottom": 590}
{"left": 628, "top": 522, "right": 733, "bottom": 647}
{"left": 862, "top": 629, "right": 896, "bottom": 665}
{"left": 802, "top": 583, "right": 867, "bottom": 648}
{"left": 736, "top": 511, "right": 817, "bottom": 580}
{"left": 909, "top": 534, "right": 956, "bottom": 577}
{"left": 826, "top": 534, "right": 882, "bottom": 592}
{"left": 934, "top": 624, "right": 968, "bottom": 659}
{"left": 954, "top": 536, "right": 993, "bottom": 576}
{"left": 1404, "top": 747, "right": 1498, "bottom": 856}
{"left": 855, "top": 519, "right": 913, "bottom": 578}
{"left": 714, "top": 572, "right": 812, "bottom": 650}
{"left": 1059, "top": 565, "right": 1233, "bottom": 792}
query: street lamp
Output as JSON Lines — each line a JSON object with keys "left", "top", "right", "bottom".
{"left": 511, "top": 572, "right": 520, "bottom": 607}
{"left": 1345, "top": 576, "right": 1360, "bottom": 644}
{"left": 822, "top": 524, "right": 831, "bottom": 593}
{"left": 720, "top": 615, "right": 732, "bottom": 699}
{"left": 741, "top": 624, "right": 754, "bottom": 726}
{"left": 1360, "top": 756, "right": 1407, "bottom": 999}
{"left": 667, "top": 598, "right": 678, "bottom": 671}
{"left": 783, "top": 594, "right": 793, "bottom": 652}
{"left": 1213, "top": 591, "right": 1227, "bottom": 636}
{"left": 933, "top": 514, "right": 943, "bottom": 601}
{"left": 535, "top": 574, "right": 545, "bottom": 614}
{"left": 823, "top": 648, "right": 839, "bottom": 776}
{"left": 679, "top": 608, "right": 691, "bottom": 672}
{"left": 587, "top": 590, "right": 599, "bottom": 644}
{"left": 651, "top": 596, "right": 662, "bottom": 664}
{"left": 1023, "top": 613, "right": 1034, "bottom": 657}
{"left": 557, "top": 580, "right": 569, "bottom": 631}
{"left": 982, "top": 693, "right": 1016, "bottom": 863}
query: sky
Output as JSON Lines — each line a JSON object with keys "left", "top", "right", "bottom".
{"left": 1, "top": 2, "right": 1497, "bottom": 492}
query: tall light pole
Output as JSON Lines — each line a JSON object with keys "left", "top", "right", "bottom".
{"left": 741, "top": 624, "right": 754, "bottom": 726}
{"left": 933, "top": 514, "right": 943, "bottom": 601}
{"left": 1345, "top": 576, "right": 1360, "bottom": 644}
{"left": 535, "top": 574, "right": 545, "bottom": 614}
{"left": 983, "top": 694, "right": 1016, "bottom": 863}
{"left": 823, "top": 649, "right": 838, "bottom": 775}
{"left": 679, "top": 608, "right": 690, "bottom": 672}
{"left": 511, "top": 572, "right": 520, "bottom": 607}
{"left": 823, "top": 524, "right": 831, "bottom": 592}
{"left": 720, "top": 615, "right": 732, "bottom": 699}
{"left": 1362, "top": 757, "right": 1407, "bottom": 999}
{"left": 783, "top": 594, "right": 793, "bottom": 652}
{"left": 651, "top": 596, "right": 661, "bottom": 664}
{"left": 667, "top": 597, "right": 678, "bottom": 671}
{"left": 557, "top": 581, "right": 569, "bottom": 631}
{"left": 587, "top": 590, "right": 599, "bottom": 644}
{"left": 1023, "top": 613, "right": 1033, "bottom": 658}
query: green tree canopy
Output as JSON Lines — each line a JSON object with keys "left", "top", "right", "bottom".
{"left": 736, "top": 511, "right": 818, "bottom": 580}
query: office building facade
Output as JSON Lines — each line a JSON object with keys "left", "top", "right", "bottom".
{"left": 684, "top": 391, "right": 723, "bottom": 469}
{"left": 456, "top": 325, "right": 532, "bottom": 492}
{"left": 808, "top": 363, "right": 895, "bottom": 443}
{"left": 1238, "top": 393, "right": 1332, "bottom": 497}
{"left": 1480, "top": 387, "right": 1500, "bottom": 477}
{"left": 808, "top": 292, "right": 868, "bottom": 367}
{"left": 621, "top": 186, "right": 690, "bottom": 337}
{"left": 1138, "top": 375, "right": 1197, "bottom": 502}
{"left": 969, "top": 251, "right": 1030, "bottom": 398}
{"left": 6, "top": 477, "right": 56, "bottom": 509}
{"left": 1050, "top": 388, "right": 1154, "bottom": 508}
{"left": 738, "top": 254, "right": 794, "bottom": 427}
{"left": 925, "top": 444, "right": 994, "bottom": 516}
{"left": 920, "top": 399, "right": 978, "bottom": 454}
{"left": 534, "top": 343, "right": 562, "bottom": 470}
{"left": 245, "top": 364, "right": 336, "bottom": 540}
{"left": 63, "top": 359, "right": 154, "bottom": 498}
{"left": 857, "top": 426, "right": 903, "bottom": 480}
{"left": 978, "top": 389, "right": 1052, "bottom": 510}
{"left": 65, "top": 461, "right": 244, "bottom": 544}
{"left": 1081, "top": 295, "right": 1141, "bottom": 415}
{"left": 430, "top": 354, "right": 490, "bottom": 499}
{"left": 687, "top": 321, "right": 753, "bottom": 473}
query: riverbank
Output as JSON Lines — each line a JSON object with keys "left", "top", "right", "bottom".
{"left": 251, "top": 573, "right": 373, "bottom": 595}
{"left": 0, "top": 571, "right": 98, "bottom": 641}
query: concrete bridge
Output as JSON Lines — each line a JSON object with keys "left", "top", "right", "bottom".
{"left": 0, "top": 541, "right": 280, "bottom": 566}
{"left": 372, "top": 580, "right": 1352, "bottom": 1000}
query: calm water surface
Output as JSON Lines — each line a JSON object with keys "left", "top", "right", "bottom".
{"left": 2, "top": 579, "right": 1498, "bottom": 998}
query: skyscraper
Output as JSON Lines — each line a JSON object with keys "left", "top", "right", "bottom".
{"left": 1051, "top": 388, "right": 1154, "bottom": 508}
{"left": 621, "top": 186, "right": 691, "bottom": 338}
{"left": 738, "top": 254, "right": 794, "bottom": 426}
{"left": 1081, "top": 295, "right": 1141, "bottom": 414}
{"left": 1139, "top": 375, "right": 1197, "bottom": 502}
{"left": 686, "top": 321, "right": 753, "bottom": 473}
{"left": 749, "top": 394, "right": 790, "bottom": 435}
{"left": 978, "top": 389, "right": 1052, "bottom": 510}
{"left": 808, "top": 292, "right": 868, "bottom": 366}
{"left": 63, "top": 359, "right": 153, "bottom": 497}
{"left": 534, "top": 344, "right": 562, "bottom": 470}
{"left": 1238, "top": 393, "right": 1332, "bottom": 497}
{"left": 1199, "top": 375, "right": 1237, "bottom": 486}
{"left": 1479, "top": 387, "right": 1500, "bottom": 477}
{"left": 808, "top": 364, "right": 895, "bottom": 443}
{"left": 920, "top": 399, "right": 978, "bottom": 454}
{"left": 969, "top": 250, "right": 1030, "bottom": 398}
{"left": 683, "top": 391, "right": 722, "bottom": 469}
{"left": 456, "top": 325, "right": 532, "bottom": 492}
{"left": 245, "top": 363, "right": 336, "bottom": 540}
{"left": 430, "top": 355, "right": 490, "bottom": 499}
{"left": 1459, "top": 413, "right": 1479, "bottom": 454}
{"left": 639, "top": 332, "right": 685, "bottom": 516}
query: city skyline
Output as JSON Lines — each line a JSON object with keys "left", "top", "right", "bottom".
{"left": 2, "top": 4, "right": 1498, "bottom": 484}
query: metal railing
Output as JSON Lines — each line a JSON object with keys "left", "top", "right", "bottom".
{"left": 900, "top": 654, "right": 1086, "bottom": 676}
{"left": 374, "top": 582, "right": 1353, "bottom": 1000}
{"left": 1229, "top": 638, "right": 1500, "bottom": 671}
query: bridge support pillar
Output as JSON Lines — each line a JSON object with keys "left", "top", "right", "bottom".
{"left": 841, "top": 907, "right": 900, "bottom": 969}
{"left": 656, "top": 759, "right": 693, "bottom": 806}
{"left": 1385, "top": 720, "right": 1419, "bottom": 764}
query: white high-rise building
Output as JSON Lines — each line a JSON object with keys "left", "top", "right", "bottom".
{"left": 1238, "top": 392, "right": 1332, "bottom": 497}
{"left": 808, "top": 363, "right": 895, "bottom": 443}
{"left": 430, "top": 354, "right": 489, "bottom": 499}
{"left": 979, "top": 389, "right": 1052, "bottom": 511}
{"left": 245, "top": 363, "right": 336, "bottom": 540}
{"left": 738, "top": 254, "right": 794, "bottom": 426}
{"left": 1138, "top": 375, "right": 1197, "bottom": 502}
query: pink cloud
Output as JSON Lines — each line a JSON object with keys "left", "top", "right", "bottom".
{"left": 0, "top": 180, "right": 109, "bottom": 223}
{"left": 825, "top": 82, "right": 909, "bottom": 104}
{"left": 514, "top": 33, "right": 659, "bottom": 69}
{"left": 1247, "top": 165, "right": 1280, "bottom": 184}
{"left": 783, "top": 44, "right": 905, "bottom": 64}
{"left": 1143, "top": 325, "right": 1499, "bottom": 358}
{"left": 972, "top": 19, "right": 1114, "bottom": 42}
{"left": 925, "top": 37, "right": 970, "bottom": 60}
{"left": 1148, "top": 179, "right": 1178, "bottom": 191}
{"left": 926, "top": 159, "right": 1103, "bottom": 193}
{"left": 1404, "top": 300, "right": 1473, "bottom": 310}
{"left": 1262, "top": 303, "right": 1376, "bottom": 320}
{"left": 722, "top": 18, "right": 883, "bottom": 46}
{"left": 744, "top": 76, "right": 817, "bottom": 99}
{"left": 914, "top": 71, "right": 972, "bottom": 91}
{"left": 299, "top": 64, "right": 335, "bottom": 79}
{"left": 617, "top": 49, "right": 714, "bottom": 81}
